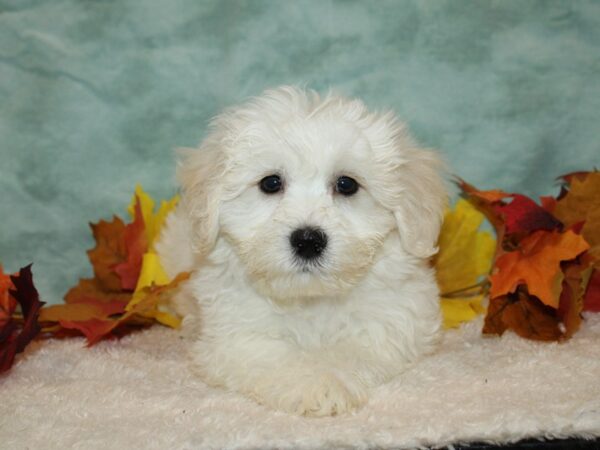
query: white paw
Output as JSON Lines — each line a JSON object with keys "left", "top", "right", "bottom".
{"left": 273, "top": 373, "right": 367, "bottom": 417}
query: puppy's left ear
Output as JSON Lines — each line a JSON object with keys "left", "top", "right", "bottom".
{"left": 176, "top": 142, "right": 226, "bottom": 259}
{"left": 393, "top": 148, "right": 448, "bottom": 258}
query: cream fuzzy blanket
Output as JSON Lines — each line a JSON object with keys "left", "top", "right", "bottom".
{"left": 2, "top": 316, "right": 600, "bottom": 449}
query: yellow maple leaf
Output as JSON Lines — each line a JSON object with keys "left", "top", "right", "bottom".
{"left": 128, "top": 184, "right": 179, "bottom": 251}
{"left": 125, "top": 185, "right": 181, "bottom": 328}
{"left": 434, "top": 199, "right": 496, "bottom": 329}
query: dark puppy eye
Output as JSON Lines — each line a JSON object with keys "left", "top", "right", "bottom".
{"left": 259, "top": 174, "right": 283, "bottom": 194}
{"left": 336, "top": 176, "right": 359, "bottom": 196}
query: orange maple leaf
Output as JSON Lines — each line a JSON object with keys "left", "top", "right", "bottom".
{"left": 40, "top": 298, "right": 128, "bottom": 323}
{"left": 64, "top": 278, "right": 132, "bottom": 305}
{"left": 86, "top": 216, "right": 128, "bottom": 293}
{"left": 0, "top": 265, "right": 16, "bottom": 329}
{"left": 490, "top": 229, "right": 590, "bottom": 308}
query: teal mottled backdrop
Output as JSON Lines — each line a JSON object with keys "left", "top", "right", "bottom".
{"left": 1, "top": 0, "right": 599, "bottom": 304}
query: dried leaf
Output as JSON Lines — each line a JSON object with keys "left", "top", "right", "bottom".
{"left": 128, "top": 184, "right": 179, "bottom": 251}
{"left": 64, "top": 278, "right": 132, "bottom": 305}
{"left": 553, "top": 171, "right": 600, "bottom": 260}
{"left": 434, "top": 199, "right": 495, "bottom": 328}
{"left": 58, "top": 317, "right": 130, "bottom": 346}
{"left": 114, "top": 197, "right": 147, "bottom": 291}
{"left": 440, "top": 296, "right": 486, "bottom": 330}
{"left": 86, "top": 217, "right": 127, "bottom": 292}
{"left": 461, "top": 175, "right": 600, "bottom": 342}
{"left": 557, "top": 257, "right": 594, "bottom": 339}
{"left": 127, "top": 272, "right": 189, "bottom": 328}
{"left": 56, "top": 272, "right": 187, "bottom": 345}
{"left": 494, "top": 194, "right": 561, "bottom": 236}
{"left": 490, "top": 229, "right": 589, "bottom": 308}
{"left": 540, "top": 195, "right": 558, "bottom": 213}
{"left": 40, "top": 299, "right": 128, "bottom": 323}
{"left": 0, "top": 265, "right": 16, "bottom": 329}
{"left": 583, "top": 269, "right": 600, "bottom": 312}
{"left": 458, "top": 180, "right": 509, "bottom": 249}
{"left": 559, "top": 170, "right": 596, "bottom": 186}
{"left": 46, "top": 187, "right": 184, "bottom": 346}
{"left": 1, "top": 265, "right": 45, "bottom": 374}
{"left": 484, "top": 290, "right": 563, "bottom": 341}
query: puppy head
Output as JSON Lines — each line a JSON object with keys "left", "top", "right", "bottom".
{"left": 179, "top": 86, "right": 447, "bottom": 302}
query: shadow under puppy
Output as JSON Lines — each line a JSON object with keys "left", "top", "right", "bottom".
{"left": 157, "top": 86, "right": 447, "bottom": 417}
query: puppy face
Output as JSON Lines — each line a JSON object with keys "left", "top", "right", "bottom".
{"left": 178, "top": 87, "right": 446, "bottom": 302}
{"left": 217, "top": 117, "right": 397, "bottom": 301}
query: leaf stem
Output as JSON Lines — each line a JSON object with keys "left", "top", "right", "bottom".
{"left": 441, "top": 280, "right": 490, "bottom": 298}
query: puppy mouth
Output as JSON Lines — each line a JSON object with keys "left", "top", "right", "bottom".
{"left": 300, "top": 265, "right": 313, "bottom": 274}
{"left": 292, "top": 256, "right": 326, "bottom": 274}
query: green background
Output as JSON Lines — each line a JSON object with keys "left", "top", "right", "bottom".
{"left": 1, "top": 0, "right": 598, "bottom": 304}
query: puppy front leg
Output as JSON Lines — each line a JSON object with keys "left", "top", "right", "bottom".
{"left": 190, "top": 336, "right": 368, "bottom": 417}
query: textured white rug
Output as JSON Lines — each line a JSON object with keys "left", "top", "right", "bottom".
{"left": 2, "top": 315, "right": 600, "bottom": 450}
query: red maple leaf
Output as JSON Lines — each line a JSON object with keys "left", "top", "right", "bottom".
{"left": 494, "top": 194, "right": 562, "bottom": 236}
{"left": 583, "top": 269, "right": 600, "bottom": 312}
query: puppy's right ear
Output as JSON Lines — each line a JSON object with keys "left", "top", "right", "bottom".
{"left": 176, "top": 142, "right": 225, "bottom": 258}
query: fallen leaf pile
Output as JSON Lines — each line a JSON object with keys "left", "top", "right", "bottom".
{"left": 0, "top": 186, "right": 187, "bottom": 374}
{"left": 456, "top": 171, "right": 600, "bottom": 341}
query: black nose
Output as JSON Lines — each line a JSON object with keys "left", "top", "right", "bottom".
{"left": 290, "top": 227, "right": 328, "bottom": 260}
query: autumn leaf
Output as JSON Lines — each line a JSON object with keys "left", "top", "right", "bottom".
{"left": 459, "top": 180, "right": 563, "bottom": 253}
{"left": 126, "top": 185, "right": 178, "bottom": 292}
{"left": 47, "top": 272, "right": 187, "bottom": 345}
{"left": 127, "top": 272, "right": 189, "bottom": 329}
{"left": 40, "top": 298, "right": 128, "bottom": 323}
{"left": 461, "top": 174, "right": 600, "bottom": 342}
{"left": 546, "top": 171, "right": 600, "bottom": 315}
{"left": 0, "top": 265, "right": 16, "bottom": 329}
{"left": 41, "top": 186, "right": 184, "bottom": 346}
{"left": 1, "top": 265, "right": 45, "bottom": 374}
{"left": 128, "top": 184, "right": 179, "bottom": 252}
{"left": 583, "top": 269, "right": 600, "bottom": 312}
{"left": 86, "top": 217, "right": 128, "bottom": 293}
{"left": 64, "top": 278, "right": 132, "bottom": 305}
{"left": 125, "top": 185, "right": 181, "bottom": 327}
{"left": 494, "top": 194, "right": 562, "bottom": 236}
{"left": 553, "top": 171, "right": 600, "bottom": 260}
{"left": 57, "top": 318, "right": 127, "bottom": 346}
{"left": 483, "top": 289, "right": 563, "bottom": 341}
{"left": 114, "top": 197, "right": 148, "bottom": 291}
{"left": 434, "top": 199, "right": 495, "bottom": 328}
{"left": 484, "top": 254, "right": 593, "bottom": 341}
{"left": 557, "top": 256, "right": 594, "bottom": 339}
{"left": 490, "top": 229, "right": 589, "bottom": 309}
{"left": 559, "top": 170, "right": 596, "bottom": 186}
{"left": 458, "top": 180, "right": 509, "bottom": 254}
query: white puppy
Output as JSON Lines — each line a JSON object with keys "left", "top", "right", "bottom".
{"left": 157, "top": 86, "right": 447, "bottom": 416}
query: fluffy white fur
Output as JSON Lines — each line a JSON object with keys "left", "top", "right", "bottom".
{"left": 156, "top": 86, "right": 447, "bottom": 416}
